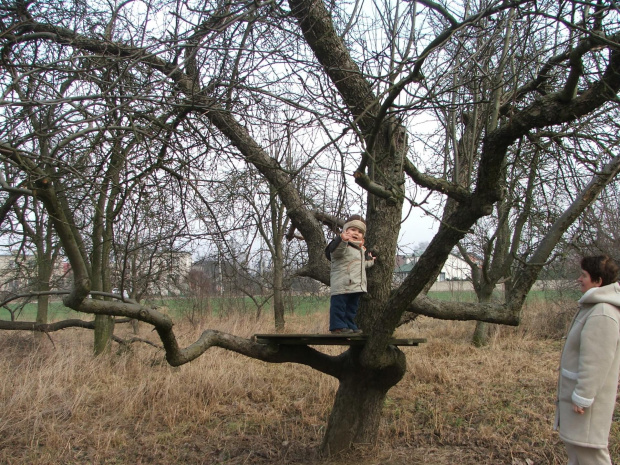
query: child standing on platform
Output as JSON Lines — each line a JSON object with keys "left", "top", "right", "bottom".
{"left": 325, "top": 215, "right": 375, "bottom": 334}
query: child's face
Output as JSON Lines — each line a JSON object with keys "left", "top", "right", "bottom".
{"left": 344, "top": 226, "right": 364, "bottom": 242}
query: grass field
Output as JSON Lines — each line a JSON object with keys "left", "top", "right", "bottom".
{"left": 0, "top": 286, "right": 582, "bottom": 322}
{"left": 0, "top": 294, "right": 332, "bottom": 322}
{"left": 0, "top": 298, "right": 618, "bottom": 464}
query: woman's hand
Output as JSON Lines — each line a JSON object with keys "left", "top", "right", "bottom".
{"left": 572, "top": 404, "right": 585, "bottom": 414}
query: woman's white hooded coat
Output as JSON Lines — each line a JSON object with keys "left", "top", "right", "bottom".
{"left": 555, "top": 282, "right": 620, "bottom": 448}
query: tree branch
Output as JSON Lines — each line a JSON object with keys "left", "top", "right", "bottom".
{"left": 508, "top": 152, "right": 620, "bottom": 307}
{"left": 0, "top": 318, "right": 96, "bottom": 331}
{"left": 8, "top": 16, "right": 330, "bottom": 282}
{"left": 403, "top": 159, "right": 472, "bottom": 203}
{"left": 405, "top": 294, "right": 520, "bottom": 325}
{"left": 28, "top": 297, "right": 345, "bottom": 376}
{"left": 353, "top": 171, "right": 402, "bottom": 203}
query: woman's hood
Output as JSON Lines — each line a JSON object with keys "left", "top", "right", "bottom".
{"left": 579, "top": 282, "right": 620, "bottom": 308}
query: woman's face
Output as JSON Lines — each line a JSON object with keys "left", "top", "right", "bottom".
{"left": 577, "top": 269, "right": 602, "bottom": 293}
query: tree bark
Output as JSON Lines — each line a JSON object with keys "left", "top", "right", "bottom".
{"left": 472, "top": 321, "right": 489, "bottom": 347}
{"left": 273, "top": 255, "right": 285, "bottom": 332}
{"left": 31, "top": 215, "right": 54, "bottom": 344}
{"left": 321, "top": 347, "right": 407, "bottom": 456}
{"left": 472, "top": 287, "right": 494, "bottom": 347}
{"left": 93, "top": 314, "right": 115, "bottom": 354}
{"left": 270, "top": 183, "right": 286, "bottom": 332}
{"left": 34, "top": 258, "right": 51, "bottom": 343}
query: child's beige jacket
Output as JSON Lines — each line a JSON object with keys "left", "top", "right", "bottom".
{"left": 328, "top": 238, "right": 374, "bottom": 296}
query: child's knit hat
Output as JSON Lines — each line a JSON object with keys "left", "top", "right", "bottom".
{"left": 343, "top": 216, "right": 366, "bottom": 236}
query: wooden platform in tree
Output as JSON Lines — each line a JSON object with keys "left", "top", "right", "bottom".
{"left": 252, "top": 333, "right": 426, "bottom": 346}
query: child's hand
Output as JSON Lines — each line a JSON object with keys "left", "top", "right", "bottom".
{"left": 366, "top": 249, "right": 377, "bottom": 261}
{"left": 341, "top": 230, "right": 351, "bottom": 241}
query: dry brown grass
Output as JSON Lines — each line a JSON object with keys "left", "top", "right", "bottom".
{"left": 0, "top": 301, "right": 618, "bottom": 465}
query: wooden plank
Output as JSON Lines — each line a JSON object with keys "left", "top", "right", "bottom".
{"left": 252, "top": 333, "right": 426, "bottom": 346}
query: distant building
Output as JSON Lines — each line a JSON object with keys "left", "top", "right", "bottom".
{"left": 0, "top": 254, "right": 25, "bottom": 294}
{"left": 0, "top": 250, "right": 193, "bottom": 299}
{"left": 393, "top": 252, "right": 476, "bottom": 286}
{"left": 0, "top": 253, "right": 68, "bottom": 295}
{"left": 122, "top": 250, "right": 192, "bottom": 297}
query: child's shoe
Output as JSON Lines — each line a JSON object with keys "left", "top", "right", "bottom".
{"left": 330, "top": 328, "right": 353, "bottom": 334}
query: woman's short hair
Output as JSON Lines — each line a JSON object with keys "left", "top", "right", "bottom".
{"left": 581, "top": 255, "right": 619, "bottom": 286}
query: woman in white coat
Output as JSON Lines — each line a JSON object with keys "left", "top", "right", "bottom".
{"left": 555, "top": 255, "right": 620, "bottom": 465}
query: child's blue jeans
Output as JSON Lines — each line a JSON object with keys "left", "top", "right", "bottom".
{"left": 329, "top": 293, "right": 362, "bottom": 331}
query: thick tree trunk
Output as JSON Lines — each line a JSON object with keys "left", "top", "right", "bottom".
{"left": 93, "top": 314, "right": 114, "bottom": 354}
{"left": 34, "top": 293, "right": 49, "bottom": 343}
{"left": 273, "top": 239, "right": 285, "bottom": 332}
{"left": 472, "top": 321, "right": 489, "bottom": 347}
{"left": 321, "top": 347, "right": 407, "bottom": 456}
{"left": 34, "top": 254, "right": 52, "bottom": 343}
{"left": 472, "top": 285, "right": 495, "bottom": 346}
{"left": 273, "top": 284, "right": 285, "bottom": 332}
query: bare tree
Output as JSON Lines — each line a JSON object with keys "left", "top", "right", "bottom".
{"left": 458, "top": 109, "right": 620, "bottom": 345}
{"left": 12, "top": 199, "right": 62, "bottom": 338}
{"left": 1, "top": 0, "right": 620, "bottom": 456}
{"left": 213, "top": 113, "right": 321, "bottom": 330}
{"left": 570, "top": 180, "right": 620, "bottom": 260}
{"left": 0, "top": 9, "right": 202, "bottom": 352}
